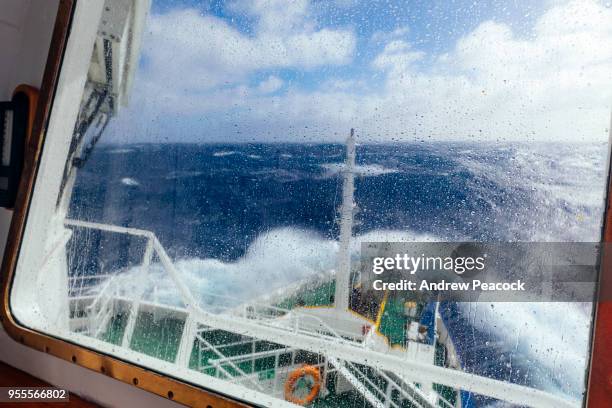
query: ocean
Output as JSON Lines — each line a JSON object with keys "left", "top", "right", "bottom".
{"left": 68, "top": 141, "right": 608, "bottom": 405}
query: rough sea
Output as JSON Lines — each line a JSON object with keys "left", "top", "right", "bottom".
{"left": 68, "top": 141, "right": 608, "bottom": 406}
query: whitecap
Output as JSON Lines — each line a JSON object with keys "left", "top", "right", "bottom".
{"left": 120, "top": 177, "right": 140, "bottom": 186}
{"left": 108, "top": 148, "right": 134, "bottom": 154}
{"left": 92, "top": 227, "right": 441, "bottom": 310}
{"left": 460, "top": 301, "right": 590, "bottom": 400}
{"left": 321, "top": 163, "right": 399, "bottom": 177}
{"left": 213, "top": 151, "right": 237, "bottom": 157}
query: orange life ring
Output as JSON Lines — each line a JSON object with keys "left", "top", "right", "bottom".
{"left": 284, "top": 365, "right": 321, "bottom": 405}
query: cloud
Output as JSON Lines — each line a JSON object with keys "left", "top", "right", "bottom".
{"left": 232, "top": 0, "right": 311, "bottom": 35}
{"left": 372, "top": 40, "right": 425, "bottom": 75}
{"left": 141, "top": 5, "right": 355, "bottom": 92}
{"left": 370, "top": 26, "right": 410, "bottom": 46}
{"left": 112, "top": 0, "right": 612, "bottom": 143}
{"left": 391, "top": 0, "right": 610, "bottom": 142}
{"left": 256, "top": 75, "right": 284, "bottom": 94}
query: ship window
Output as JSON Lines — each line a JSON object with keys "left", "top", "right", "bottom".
{"left": 7, "top": 1, "right": 612, "bottom": 407}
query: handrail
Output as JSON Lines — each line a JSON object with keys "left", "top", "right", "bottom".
{"left": 328, "top": 357, "right": 387, "bottom": 408}
{"left": 208, "top": 347, "right": 292, "bottom": 365}
{"left": 343, "top": 360, "right": 400, "bottom": 408}
{"left": 196, "top": 334, "right": 263, "bottom": 391}
{"left": 379, "top": 370, "right": 434, "bottom": 408}
{"left": 86, "top": 275, "right": 116, "bottom": 314}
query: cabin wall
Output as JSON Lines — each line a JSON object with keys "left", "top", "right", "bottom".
{"left": 0, "top": 1, "right": 179, "bottom": 406}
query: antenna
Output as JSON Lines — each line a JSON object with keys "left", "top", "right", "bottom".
{"left": 334, "top": 129, "right": 356, "bottom": 311}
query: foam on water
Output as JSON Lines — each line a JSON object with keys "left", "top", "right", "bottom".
{"left": 108, "top": 148, "right": 134, "bottom": 154}
{"left": 454, "top": 143, "right": 606, "bottom": 242}
{"left": 101, "top": 227, "right": 441, "bottom": 308}
{"left": 120, "top": 177, "right": 140, "bottom": 186}
{"left": 213, "top": 150, "right": 237, "bottom": 157}
{"left": 460, "top": 301, "right": 590, "bottom": 399}
{"left": 321, "top": 162, "right": 399, "bottom": 177}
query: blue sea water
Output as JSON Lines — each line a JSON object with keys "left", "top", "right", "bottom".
{"left": 68, "top": 141, "right": 608, "bottom": 405}
{"left": 70, "top": 142, "right": 607, "bottom": 255}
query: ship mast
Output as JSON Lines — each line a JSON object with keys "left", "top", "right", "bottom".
{"left": 334, "top": 128, "right": 356, "bottom": 311}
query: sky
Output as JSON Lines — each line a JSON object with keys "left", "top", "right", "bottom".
{"left": 107, "top": 0, "right": 612, "bottom": 143}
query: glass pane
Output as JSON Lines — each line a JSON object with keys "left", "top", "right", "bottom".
{"left": 12, "top": 1, "right": 612, "bottom": 407}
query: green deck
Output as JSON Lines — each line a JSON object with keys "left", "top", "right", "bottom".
{"left": 130, "top": 311, "right": 185, "bottom": 362}
{"left": 188, "top": 329, "right": 284, "bottom": 377}
{"left": 275, "top": 280, "right": 336, "bottom": 310}
{"left": 377, "top": 295, "right": 408, "bottom": 346}
{"left": 100, "top": 310, "right": 185, "bottom": 363}
{"left": 100, "top": 312, "right": 128, "bottom": 345}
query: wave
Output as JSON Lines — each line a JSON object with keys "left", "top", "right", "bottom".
{"left": 213, "top": 151, "right": 261, "bottom": 160}
{"left": 459, "top": 301, "right": 590, "bottom": 400}
{"left": 108, "top": 148, "right": 134, "bottom": 154}
{"left": 120, "top": 177, "right": 140, "bottom": 186}
{"left": 98, "top": 227, "right": 442, "bottom": 306}
{"left": 453, "top": 144, "right": 606, "bottom": 242}
{"left": 321, "top": 163, "right": 399, "bottom": 177}
{"left": 213, "top": 150, "right": 237, "bottom": 157}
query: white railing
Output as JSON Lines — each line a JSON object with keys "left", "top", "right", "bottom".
{"left": 85, "top": 275, "right": 117, "bottom": 337}
{"left": 204, "top": 345, "right": 332, "bottom": 399}
{"left": 195, "top": 334, "right": 264, "bottom": 391}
